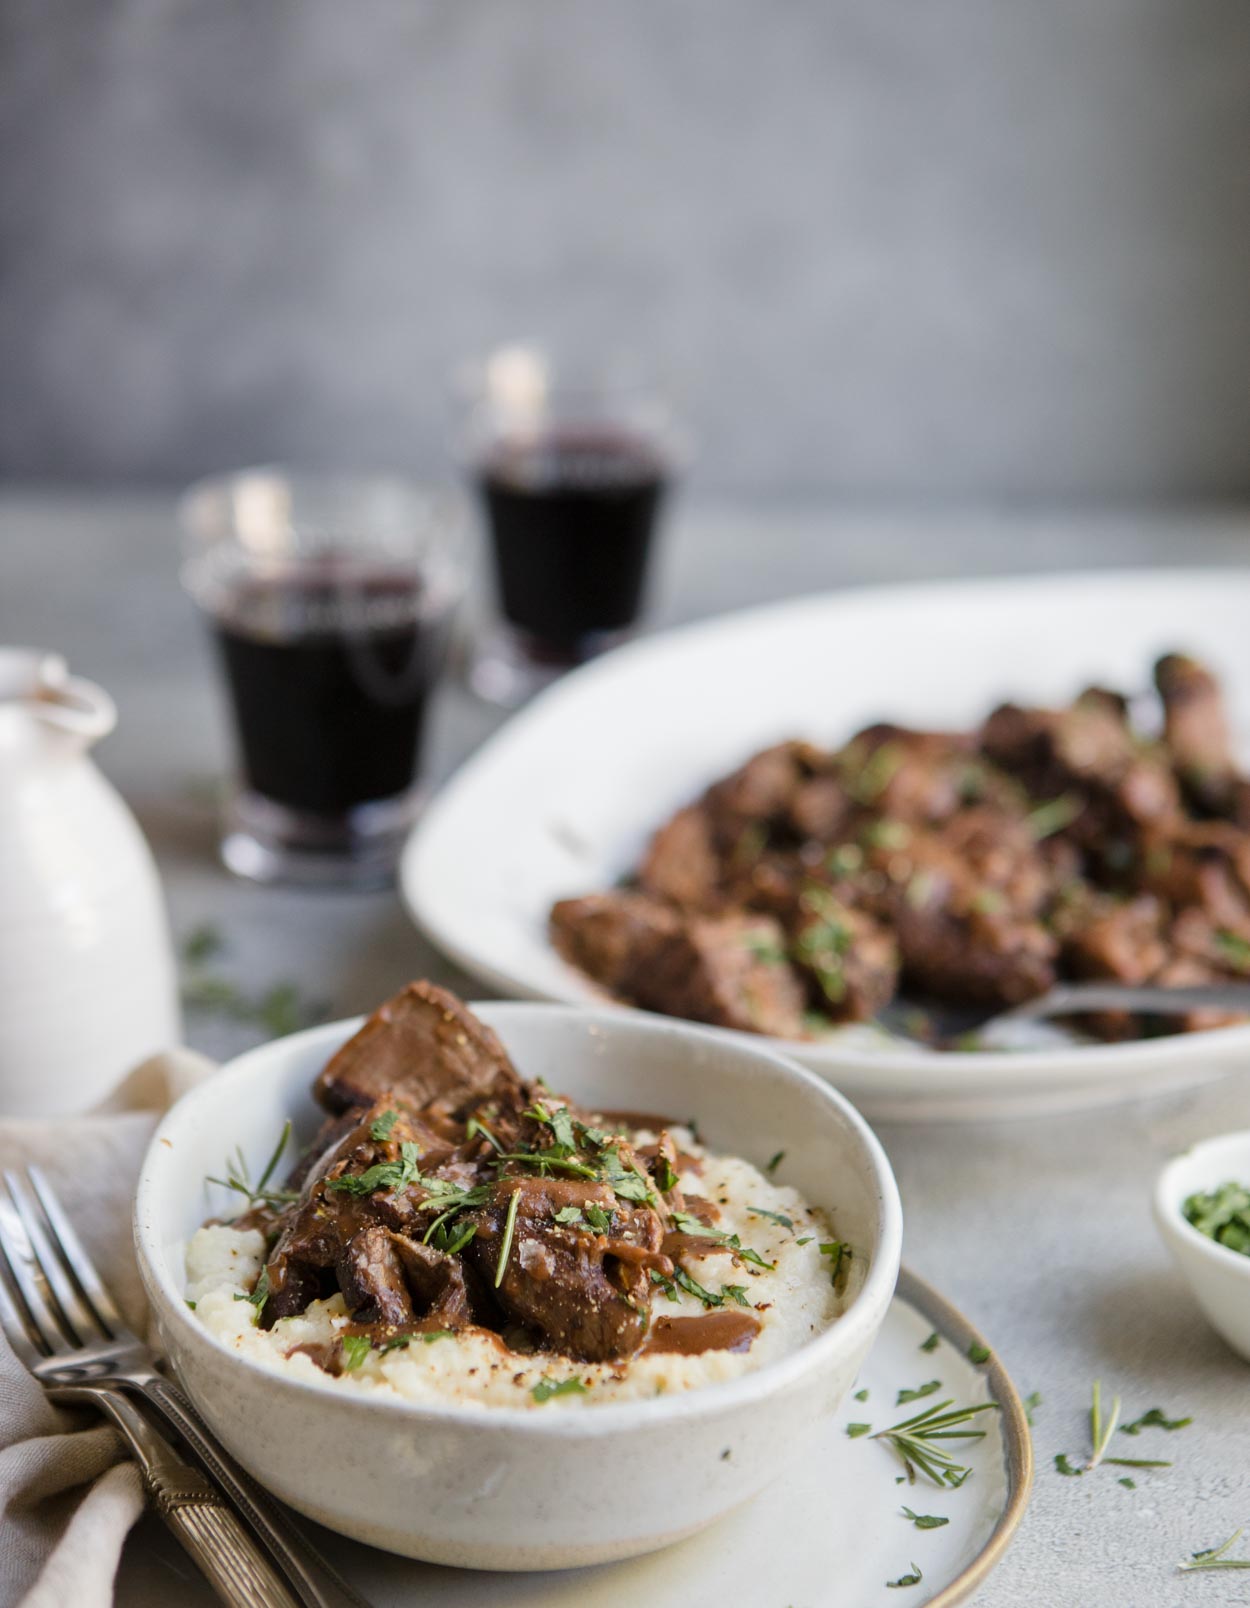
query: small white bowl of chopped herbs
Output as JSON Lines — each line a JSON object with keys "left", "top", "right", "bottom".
{"left": 1154, "top": 1132, "right": 1250, "bottom": 1362}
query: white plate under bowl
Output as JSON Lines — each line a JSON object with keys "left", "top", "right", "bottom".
{"left": 122, "top": 1267, "right": 1030, "bottom": 1608}
{"left": 404, "top": 568, "right": 1250, "bottom": 1121}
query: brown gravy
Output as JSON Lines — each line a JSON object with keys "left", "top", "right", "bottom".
{"left": 642, "top": 1309, "right": 761, "bottom": 1357}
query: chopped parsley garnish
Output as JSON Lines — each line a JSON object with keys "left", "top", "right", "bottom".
{"left": 652, "top": 1154, "right": 679, "bottom": 1194}
{"left": 747, "top": 1205, "right": 794, "bottom": 1231}
{"left": 901, "top": 1508, "right": 948, "bottom": 1530}
{"left": 1118, "top": 1477, "right": 1136, "bottom": 1490}
{"left": 722, "top": 1285, "right": 752, "bottom": 1307}
{"left": 1025, "top": 793, "right": 1082, "bottom": 840}
{"left": 897, "top": 1380, "right": 941, "bottom": 1405}
{"left": 369, "top": 1108, "right": 399, "bottom": 1142}
{"left": 553, "top": 1205, "right": 585, "bottom": 1226}
{"left": 242, "top": 1265, "right": 269, "bottom": 1318}
{"left": 428, "top": 1219, "right": 477, "bottom": 1257}
{"left": 854, "top": 1388, "right": 869, "bottom": 1401}
{"left": 185, "top": 1299, "right": 196, "bottom": 1311}
{"left": 1215, "top": 930, "right": 1250, "bottom": 973}
{"left": 340, "top": 1335, "right": 372, "bottom": 1372}
{"left": 531, "top": 1376, "right": 588, "bottom": 1404}
{"left": 743, "top": 932, "right": 787, "bottom": 965}
{"left": 465, "top": 1115, "right": 502, "bottom": 1151}
{"left": 967, "top": 1342, "right": 991, "bottom": 1365}
{"left": 584, "top": 1202, "right": 612, "bottom": 1233}
{"left": 1182, "top": 1180, "right": 1250, "bottom": 1256}
{"left": 886, "top": 1564, "right": 922, "bottom": 1589}
{"left": 325, "top": 1141, "right": 421, "bottom": 1197}
{"left": 1179, "top": 1529, "right": 1250, "bottom": 1572}
{"left": 919, "top": 1332, "right": 940, "bottom": 1353}
{"left": 1023, "top": 1391, "right": 1042, "bottom": 1424}
{"left": 846, "top": 1422, "right": 872, "bottom": 1438}
{"left": 820, "top": 1240, "right": 851, "bottom": 1288}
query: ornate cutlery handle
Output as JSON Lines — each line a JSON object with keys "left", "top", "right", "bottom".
{"left": 52, "top": 1385, "right": 299, "bottom": 1608}
{"left": 131, "top": 1372, "right": 368, "bottom": 1608}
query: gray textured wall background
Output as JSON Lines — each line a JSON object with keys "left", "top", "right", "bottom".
{"left": 1, "top": 0, "right": 1249, "bottom": 500}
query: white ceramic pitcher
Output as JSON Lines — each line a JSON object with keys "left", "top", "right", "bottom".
{"left": 0, "top": 649, "right": 181, "bottom": 1115}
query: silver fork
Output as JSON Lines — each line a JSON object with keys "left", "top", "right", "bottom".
{"left": 0, "top": 1166, "right": 367, "bottom": 1608}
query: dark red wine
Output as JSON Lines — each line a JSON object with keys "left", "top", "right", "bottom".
{"left": 479, "top": 430, "right": 667, "bottom": 658}
{"left": 212, "top": 571, "right": 442, "bottom": 816}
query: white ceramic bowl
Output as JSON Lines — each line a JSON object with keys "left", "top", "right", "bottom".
{"left": 135, "top": 1004, "right": 902, "bottom": 1571}
{"left": 1154, "top": 1132, "right": 1250, "bottom": 1363}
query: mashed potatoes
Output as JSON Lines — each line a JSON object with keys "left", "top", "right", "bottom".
{"left": 187, "top": 1127, "right": 847, "bottom": 1409}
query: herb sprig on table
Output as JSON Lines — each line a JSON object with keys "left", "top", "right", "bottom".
{"left": 1179, "top": 1529, "right": 1250, "bottom": 1572}
{"left": 1053, "top": 1381, "right": 1185, "bottom": 1479}
{"left": 180, "top": 924, "right": 330, "bottom": 1039}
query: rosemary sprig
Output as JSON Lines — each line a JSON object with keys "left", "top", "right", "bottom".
{"left": 1179, "top": 1529, "right": 1250, "bottom": 1572}
{"left": 207, "top": 1120, "right": 296, "bottom": 1211}
{"left": 495, "top": 1187, "right": 521, "bottom": 1287}
{"left": 870, "top": 1399, "right": 998, "bottom": 1488}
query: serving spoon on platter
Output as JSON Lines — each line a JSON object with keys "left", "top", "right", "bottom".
{"left": 878, "top": 982, "right": 1250, "bottom": 1053}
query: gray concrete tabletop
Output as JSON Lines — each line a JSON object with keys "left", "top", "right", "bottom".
{"left": 6, "top": 487, "right": 1250, "bottom": 1607}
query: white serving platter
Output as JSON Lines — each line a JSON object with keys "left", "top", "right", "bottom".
{"left": 120, "top": 1268, "right": 1031, "bottom": 1608}
{"left": 403, "top": 568, "right": 1250, "bottom": 1121}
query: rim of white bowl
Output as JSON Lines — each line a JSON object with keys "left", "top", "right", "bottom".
{"left": 136, "top": 1004, "right": 904, "bottom": 1436}
{"left": 1155, "top": 1132, "right": 1250, "bottom": 1278}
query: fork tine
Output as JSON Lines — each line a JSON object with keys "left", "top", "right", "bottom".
{"left": 6, "top": 1170, "right": 107, "bottom": 1346}
{"left": 0, "top": 1246, "right": 45, "bottom": 1368}
{"left": 0, "top": 1181, "right": 72, "bottom": 1355}
{"left": 26, "top": 1165, "right": 125, "bottom": 1338}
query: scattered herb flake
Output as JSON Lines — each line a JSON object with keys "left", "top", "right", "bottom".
{"left": 886, "top": 1564, "right": 923, "bottom": 1589}
{"left": 1054, "top": 1453, "right": 1083, "bottom": 1477}
{"left": 967, "top": 1342, "right": 991, "bottom": 1365}
{"left": 1120, "top": 1407, "right": 1192, "bottom": 1436}
{"left": 369, "top": 1109, "right": 400, "bottom": 1142}
{"left": 919, "top": 1332, "right": 940, "bottom": 1353}
{"left": 531, "top": 1376, "right": 588, "bottom": 1405}
{"left": 901, "top": 1508, "right": 949, "bottom": 1530}
{"left": 897, "top": 1381, "right": 942, "bottom": 1406}
{"left": 1023, "top": 1391, "right": 1042, "bottom": 1425}
{"left": 854, "top": 1388, "right": 870, "bottom": 1402}
{"left": 495, "top": 1186, "right": 522, "bottom": 1288}
{"left": 766, "top": 1150, "right": 786, "bottom": 1175}
{"left": 846, "top": 1422, "right": 873, "bottom": 1438}
{"left": 340, "top": 1335, "right": 372, "bottom": 1372}
{"left": 1118, "top": 1477, "right": 1136, "bottom": 1490}
{"left": 1180, "top": 1529, "right": 1250, "bottom": 1572}
{"left": 747, "top": 1205, "right": 795, "bottom": 1231}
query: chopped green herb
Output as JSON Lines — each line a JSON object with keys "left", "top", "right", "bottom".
{"left": 820, "top": 1240, "right": 850, "bottom": 1288}
{"left": 531, "top": 1376, "right": 588, "bottom": 1405}
{"left": 584, "top": 1203, "right": 612, "bottom": 1233}
{"left": 854, "top": 1388, "right": 870, "bottom": 1402}
{"left": 846, "top": 1422, "right": 873, "bottom": 1438}
{"left": 1118, "top": 1477, "right": 1136, "bottom": 1490}
{"left": 722, "top": 1284, "right": 752, "bottom": 1307}
{"left": 1215, "top": 930, "right": 1250, "bottom": 973}
{"left": 743, "top": 932, "right": 787, "bottom": 965}
{"left": 234, "top": 1265, "right": 270, "bottom": 1321}
{"left": 422, "top": 1329, "right": 454, "bottom": 1344}
{"left": 185, "top": 1299, "right": 196, "bottom": 1311}
{"left": 1105, "top": 1457, "right": 1172, "bottom": 1470}
{"left": 326, "top": 1141, "right": 422, "bottom": 1198}
{"left": 1025, "top": 793, "right": 1082, "bottom": 840}
{"left": 207, "top": 1120, "right": 297, "bottom": 1213}
{"left": 967, "top": 1342, "right": 991, "bottom": 1365}
{"left": 901, "top": 1508, "right": 949, "bottom": 1530}
{"left": 795, "top": 1236, "right": 813, "bottom": 1246}
{"left": 848, "top": 740, "right": 904, "bottom": 805}
{"left": 969, "top": 888, "right": 1006, "bottom": 915}
{"left": 652, "top": 1154, "right": 679, "bottom": 1194}
{"left": 553, "top": 1205, "right": 585, "bottom": 1227}
{"left": 919, "top": 1332, "right": 940, "bottom": 1353}
{"left": 897, "top": 1381, "right": 941, "bottom": 1406}
{"left": 766, "top": 1150, "right": 786, "bottom": 1175}
{"left": 369, "top": 1109, "right": 400, "bottom": 1142}
{"left": 886, "top": 1564, "right": 922, "bottom": 1589}
{"left": 1054, "top": 1453, "right": 1083, "bottom": 1477}
{"left": 182, "top": 923, "right": 224, "bottom": 966}
{"left": 673, "top": 1266, "right": 727, "bottom": 1308}
{"left": 465, "top": 1115, "right": 502, "bottom": 1152}
{"left": 495, "top": 1187, "right": 521, "bottom": 1288}
{"left": 1182, "top": 1180, "right": 1250, "bottom": 1256}
{"left": 340, "top": 1335, "right": 372, "bottom": 1372}
{"left": 1023, "top": 1391, "right": 1042, "bottom": 1425}
{"left": 747, "top": 1205, "right": 795, "bottom": 1230}
{"left": 1120, "top": 1407, "right": 1192, "bottom": 1436}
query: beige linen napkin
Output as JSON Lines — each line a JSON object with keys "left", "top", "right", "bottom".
{"left": 0, "top": 1049, "right": 216, "bottom": 1608}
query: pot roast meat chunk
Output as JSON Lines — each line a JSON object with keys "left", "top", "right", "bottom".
{"left": 549, "top": 890, "right": 679, "bottom": 997}
{"left": 315, "top": 981, "right": 521, "bottom": 1117}
{"left": 1061, "top": 894, "right": 1169, "bottom": 984}
{"left": 337, "top": 1222, "right": 415, "bottom": 1327}
{"left": 1154, "top": 653, "right": 1248, "bottom": 819}
{"left": 836, "top": 724, "right": 977, "bottom": 825}
{"left": 633, "top": 912, "right": 808, "bottom": 1038}
{"left": 466, "top": 1176, "right": 668, "bottom": 1362}
{"left": 789, "top": 893, "right": 899, "bottom": 1021}
{"left": 638, "top": 806, "right": 722, "bottom": 908}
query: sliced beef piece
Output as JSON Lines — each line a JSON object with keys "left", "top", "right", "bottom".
{"left": 1062, "top": 895, "right": 1169, "bottom": 984}
{"left": 980, "top": 698, "right": 1180, "bottom": 861}
{"left": 894, "top": 896, "right": 1057, "bottom": 1007}
{"left": 704, "top": 741, "right": 829, "bottom": 840}
{"left": 638, "top": 806, "right": 722, "bottom": 908}
{"left": 315, "top": 981, "right": 520, "bottom": 1116}
{"left": 337, "top": 1222, "right": 413, "bottom": 1327}
{"left": 466, "top": 1176, "right": 668, "bottom": 1361}
{"left": 1155, "top": 653, "right": 1244, "bottom": 817}
{"left": 789, "top": 892, "right": 899, "bottom": 1022}
{"left": 389, "top": 1237, "right": 473, "bottom": 1329}
{"left": 1140, "top": 822, "right": 1250, "bottom": 931}
{"left": 835, "top": 724, "right": 976, "bottom": 824}
{"left": 632, "top": 912, "right": 808, "bottom": 1038}
{"left": 549, "top": 891, "right": 678, "bottom": 996}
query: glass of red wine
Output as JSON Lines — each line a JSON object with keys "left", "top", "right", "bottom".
{"left": 180, "top": 468, "right": 465, "bottom": 888}
{"left": 461, "top": 346, "right": 683, "bottom": 706}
